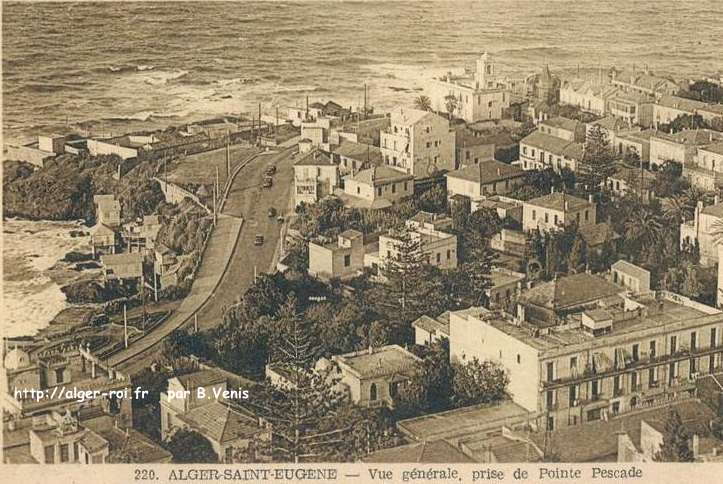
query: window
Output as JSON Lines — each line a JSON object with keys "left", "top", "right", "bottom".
{"left": 44, "top": 445, "right": 55, "bottom": 464}
{"left": 426, "top": 141, "right": 431, "bottom": 148}
{"left": 370, "top": 383, "right": 378, "bottom": 401}
{"left": 447, "top": 249, "right": 451, "bottom": 260}
{"left": 547, "top": 416, "right": 555, "bottom": 431}
{"left": 55, "top": 368, "right": 64, "bottom": 383}
{"left": 669, "top": 362, "right": 677, "bottom": 383}
{"left": 404, "top": 181, "right": 408, "bottom": 191}
{"left": 532, "top": 210, "right": 536, "bottom": 220}
{"left": 590, "top": 379, "right": 599, "bottom": 398}
{"left": 690, "top": 358, "right": 697, "bottom": 376}
{"left": 584, "top": 210, "right": 589, "bottom": 222}
{"left": 569, "top": 385, "right": 578, "bottom": 406}
{"left": 523, "top": 146, "right": 527, "bottom": 155}
{"left": 650, "top": 340, "right": 657, "bottom": 358}
{"left": 553, "top": 214, "right": 558, "bottom": 225}
{"left": 712, "top": 327, "right": 718, "bottom": 348}
{"left": 613, "top": 375, "right": 622, "bottom": 396}
{"left": 570, "top": 356, "right": 578, "bottom": 372}
{"left": 73, "top": 442, "right": 78, "bottom": 462}
{"left": 631, "top": 371, "right": 639, "bottom": 390}
{"left": 576, "top": 213, "right": 580, "bottom": 223}
{"left": 546, "top": 390, "right": 556, "bottom": 409}
{"left": 357, "top": 186, "right": 360, "bottom": 195}
{"left": 517, "top": 354, "right": 521, "bottom": 364}
{"left": 632, "top": 344, "right": 639, "bottom": 362}
{"left": 225, "top": 447, "right": 233, "bottom": 463}
{"left": 546, "top": 361, "right": 555, "bottom": 382}
{"left": 544, "top": 213, "right": 549, "bottom": 223}
{"left": 691, "top": 331, "right": 697, "bottom": 351}
{"left": 588, "top": 408, "right": 601, "bottom": 421}
{"left": 392, "top": 183, "right": 396, "bottom": 194}
{"left": 612, "top": 401, "right": 621, "bottom": 415}
{"left": 670, "top": 335, "right": 678, "bottom": 354}
{"left": 344, "top": 254, "right": 351, "bottom": 267}
{"left": 60, "top": 444, "right": 69, "bottom": 463}
{"left": 649, "top": 367, "right": 658, "bottom": 387}
{"left": 377, "top": 187, "right": 382, "bottom": 197}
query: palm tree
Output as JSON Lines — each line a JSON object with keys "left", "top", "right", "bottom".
{"left": 414, "top": 95, "right": 432, "bottom": 112}
{"left": 663, "top": 187, "right": 712, "bottom": 224}
{"left": 624, "top": 206, "right": 662, "bottom": 260}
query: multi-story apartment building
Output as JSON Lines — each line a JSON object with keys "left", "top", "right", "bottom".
{"left": 342, "top": 165, "right": 414, "bottom": 209}
{"left": 559, "top": 79, "right": 618, "bottom": 116}
{"left": 308, "top": 230, "right": 365, "bottom": 281}
{"left": 426, "top": 53, "right": 511, "bottom": 123}
{"left": 455, "top": 129, "right": 496, "bottom": 167}
{"left": 447, "top": 272, "right": 723, "bottom": 432}
{"left": 293, "top": 149, "right": 340, "bottom": 206}
{"left": 380, "top": 106, "right": 455, "bottom": 179}
{"left": 445, "top": 159, "right": 525, "bottom": 202}
{"left": 522, "top": 191, "right": 596, "bottom": 233}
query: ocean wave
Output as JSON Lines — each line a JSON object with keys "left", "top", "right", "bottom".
{"left": 137, "top": 64, "right": 156, "bottom": 71}
{"left": 214, "top": 77, "right": 258, "bottom": 87}
{"left": 140, "top": 69, "right": 190, "bottom": 85}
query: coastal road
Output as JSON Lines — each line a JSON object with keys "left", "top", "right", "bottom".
{"left": 112, "top": 144, "right": 297, "bottom": 375}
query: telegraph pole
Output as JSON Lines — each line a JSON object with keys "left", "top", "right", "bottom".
{"left": 123, "top": 304, "right": 128, "bottom": 349}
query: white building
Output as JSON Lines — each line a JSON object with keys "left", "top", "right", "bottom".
{"left": 426, "top": 53, "right": 511, "bottom": 123}
{"left": 522, "top": 192, "right": 596, "bottom": 233}
{"left": 380, "top": 106, "right": 455, "bottom": 179}
{"left": 293, "top": 149, "right": 340, "bottom": 206}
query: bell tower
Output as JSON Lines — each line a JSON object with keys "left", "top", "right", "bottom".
{"left": 475, "top": 52, "right": 496, "bottom": 89}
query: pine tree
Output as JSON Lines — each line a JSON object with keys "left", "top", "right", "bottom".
{"left": 653, "top": 409, "right": 694, "bottom": 462}
{"left": 579, "top": 125, "right": 616, "bottom": 193}
{"left": 380, "top": 227, "right": 435, "bottom": 323}
{"left": 242, "top": 294, "right": 350, "bottom": 463}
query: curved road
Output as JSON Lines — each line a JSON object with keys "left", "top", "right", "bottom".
{"left": 113, "top": 145, "right": 297, "bottom": 375}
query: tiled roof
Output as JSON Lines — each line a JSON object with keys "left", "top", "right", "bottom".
{"left": 521, "top": 131, "right": 580, "bottom": 157}
{"left": 589, "top": 116, "right": 628, "bottom": 132}
{"left": 412, "top": 311, "right": 451, "bottom": 336}
{"left": 456, "top": 129, "right": 495, "bottom": 148}
{"left": 612, "top": 260, "right": 650, "bottom": 281}
{"left": 654, "top": 129, "right": 723, "bottom": 146}
{"left": 579, "top": 222, "right": 619, "bottom": 247}
{"left": 657, "top": 95, "right": 723, "bottom": 116}
{"left": 294, "top": 149, "right": 335, "bottom": 166}
{"left": 79, "top": 428, "right": 109, "bottom": 453}
{"left": 175, "top": 369, "right": 227, "bottom": 390}
{"left": 348, "top": 165, "right": 413, "bottom": 186}
{"left": 93, "top": 223, "right": 116, "bottom": 236}
{"left": 363, "top": 440, "right": 474, "bottom": 463}
{"left": 541, "top": 116, "right": 582, "bottom": 132}
{"left": 178, "top": 401, "right": 261, "bottom": 444}
{"left": 333, "top": 140, "right": 383, "bottom": 165}
{"left": 520, "top": 273, "right": 623, "bottom": 310}
{"left": 700, "top": 142, "right": 723, "bottom": 156}
{"left": 525, "top": 192, "right": 591, "bottom": 212}
{"left": 446, "top": 160, "right": 524, "bottom": 185}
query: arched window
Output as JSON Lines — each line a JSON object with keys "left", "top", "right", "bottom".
{"left": 370, "top": 383, "right": 378, "bottom": 401}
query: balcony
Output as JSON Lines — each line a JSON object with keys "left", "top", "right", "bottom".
{"left": 541, "top": 344, "right": 723, "bottom": 390}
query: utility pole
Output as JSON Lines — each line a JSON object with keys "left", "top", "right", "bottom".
{"left": 254, "top": 265, "right": 257, "bottom": 283}
{"left": 215, "top": 165, "right": 220, "bottom": 207}
{"left": 258, "top": 103, "right": 262, "bottom": 136}
{"left": 194, "top": 314, "right": 198, "bottom": 334}
{"left": 123, "top": 304, "right": 128, "bottom": 349}
{"left": 364, "top": 83, "right": 367, "bottom": 119}
{"left": 153, "top": 271, "right": 158, "bottom": 303}
{"left": 226, "top": 134, "right": 231, "bottom": 179}
{"left": 275, "top": 106, "right": 279, "bottom": 135}
{"left": 213, "top": 183, "right": 217, "bottom": 226}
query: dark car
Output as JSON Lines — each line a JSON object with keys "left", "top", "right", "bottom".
{"left": 265, "top": 165, "right": 276, "bottom": 175}
{"left": 254, "top": 234, "right": 264, "bottom": 246}
{"left": 263, "top": 176, "right": 273, "bottom": 188}
{"left": 268, "top": 207, "right": 277, "bottom": 218}
{"left": 89, "top": 313, "right": 109, "bottom": 326}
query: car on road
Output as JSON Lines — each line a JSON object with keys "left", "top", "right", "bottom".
{"left": 265, "top": 165, "right": 276, "bottom": 175}
{"left": 254, "top": 234, "right": 264, "bottom": 246}
{"left": 263, "top": 176, "right": 273, "bottom": 188}
{"left": 89, "top": 313, "right": 109, "bottom": 326}
{"left": 268, "top": 207, "right": 276, "bottom": 218}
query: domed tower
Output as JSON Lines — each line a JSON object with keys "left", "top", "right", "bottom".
{"left": 475, "top": 52, "right": 497, "bottom": 90}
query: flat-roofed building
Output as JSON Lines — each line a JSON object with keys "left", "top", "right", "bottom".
{"left": 446, "top": 160, "right": 525, "bottom": 203}
{"left": 332, "top": 345, "right": 421, "bottom": 408}
{"left": 376, "top": 212, "right": 458, "bottom": 270}
{"left": 447, "top": 277, "right": 723, "bottom": 432}
{"left": 606, "top": 164, "right": 656, "bottom": 202}
{"left": 412, "top": 311, "right": 451, "bottom": 346}
{"left": 487, "top": 268, "right": 526, "bottom": 309}
{"left": 680, "top": 200, "right": 723, "bottom": 267}
{"left": 426, "top": 53, "right": 511, "bottom": 123}
{"left": 612, "top": 260, "right": 651, "bottom": 295}
{"left": 455, "top": 129, "right": 496, "bottom": 167}
{"left": 559, "top": 79, "right": 618, "bottom": 116}
{"left": 331, "top": 140, "right": 384, "bottom": 176}
{"left": 686, "top": 141, "right": 723, "bottom": 191}
{"left": 308, "top": 230, "right": 364, "bottom": 281}
{"left": 380, "top": 106, "right": 455, "bottom": 179}
{"left": 100, "top": 253, "right": 143, "bottom": 281}
{"left": 522, "top": 192, "right": 596, "bottom": 232}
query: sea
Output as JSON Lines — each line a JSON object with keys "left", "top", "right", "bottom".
{"left": 2, "top": 0, "right": 723, "bottom": 336}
